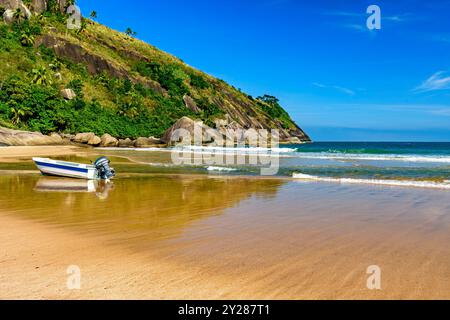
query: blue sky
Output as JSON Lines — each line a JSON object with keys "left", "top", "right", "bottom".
{"left": 77, "top": 0, "right": 450, "bottom": 141}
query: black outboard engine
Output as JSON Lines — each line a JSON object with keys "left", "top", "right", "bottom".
{"left": 94, "top": 157, "right": 115, "bottom": 180}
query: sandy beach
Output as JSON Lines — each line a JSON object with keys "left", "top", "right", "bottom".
{"left": 0, "top": 145, "right": 92, "bottom": 163}
{"left": 1, "top": 146, "right": 450, "bottom": 300}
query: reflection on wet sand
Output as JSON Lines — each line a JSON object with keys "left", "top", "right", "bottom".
{"left": 34, "top": 178, "right": 114, "bottom": 199}
{"left": 0, "top": 174, "right": 284, "bottom": 244}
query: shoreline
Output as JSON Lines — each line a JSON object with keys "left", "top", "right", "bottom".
{"left": 1, "top": 145, "right": 450, "bottom": 190}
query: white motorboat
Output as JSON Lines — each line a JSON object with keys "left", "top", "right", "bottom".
{"left": 32, "top": 157, "right": 115, "bottom": 180}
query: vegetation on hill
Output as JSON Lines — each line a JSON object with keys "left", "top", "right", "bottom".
{"left": 0, "top": 3, "right": 310, "bottom": 141}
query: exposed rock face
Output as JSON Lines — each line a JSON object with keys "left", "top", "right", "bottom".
{"left": 134, "top": 137, "right": 164, "bottom": 148}
{"left": 72, "top": 132, "right": 95, "bottom": 144}
{"left": 161, "top": 117, "right": 220, "bottom": 146}
{"left": 2, "top": 9, "right": 14, "bottom": 23}
{"left": 1, "top": 0, "right": 37, "bottom": 17}
{"left": 100, "top": 134, "right": 118, "bottom": 147}
{"left": 36, "top": 34, "right": 165, "bottom": 94}
{"left": 19, "top": 1, "right": 31, "bottom": 18}
{"left": 37, "top": 35, "right": 129, "bottom": 79}
{"left": 31, "top": 0, "right": 47, "bottom": 14}
{"left": 57, "top": 0, "right": 66, "bottom": 13}
{"left": 0, "top": 126, "right": 63, "bottom": 146}
{"left": 87, "top": 135, "right": 101, "bottom": 146}
{"left": 0, "top": 0, "right": 21, "bottom": 10}
{"left": 60, "top": 88, "right": 76, "bottom": 100}
{"left": 118, "top": 138, "right": 134, "bottom": 148}
{"left": 183, "top": 95, "right": 201, "bottom": 113}
{"left": 7, "top": 0, "right": 67, "bottom": 14}
{"left": 210, "top": 93, "right": 310, "bottom": 143}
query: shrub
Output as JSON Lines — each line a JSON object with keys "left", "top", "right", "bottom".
{"left": 190, "top": 73, "right": 210, "bottom": 89}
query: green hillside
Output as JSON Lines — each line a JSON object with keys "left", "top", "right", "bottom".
{"left": 0, "top": 1, "right": 310, "bottom": 142}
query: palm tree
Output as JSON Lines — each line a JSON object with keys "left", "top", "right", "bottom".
{"left": 90, "top": 11, "right": 97, "bottom": 20}
{"left": 20, "top": 33, "right": 35, "bottom": 46}
{"left": 75, "top": 20, "right": 87, "bottom": 35}
{"left": 13, "top": 8, "right": 23, "bottom": 23}
{"left": 49, "top": 59, "right": 62, "bottom": 72}
{"left": 10, "top": 107, "right": 26, "bottom": 125}
{"left": 30, "top": 67, "right": 52, "bottom": 86}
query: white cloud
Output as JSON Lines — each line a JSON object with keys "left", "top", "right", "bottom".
{"left": 414, "top": 71, "right": 450, "bottom": 92}
{"left": 333, "top": 86, "right": 355, "bottom": 96}
{"left": 312, "top": 82, "right": 326, "bottom": 88}
{"left": 312, "top": 82, "right": 355, "bottom": 96}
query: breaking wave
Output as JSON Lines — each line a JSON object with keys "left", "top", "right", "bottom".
{"left": 292, "top": 173, "right": 450, "bottom": 190}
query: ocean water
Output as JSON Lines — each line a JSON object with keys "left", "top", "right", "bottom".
{"left": 100, "top": 142, "right": 450, "bottom": 189}
{"left": 280, "top": 142, "right": 450, "bottom": 188}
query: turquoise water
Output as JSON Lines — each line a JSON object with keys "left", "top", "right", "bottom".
{"left": 278, "top": 142, "right": 450, "bottom": 183}
{"left": 187, "top": 142, "right": 450, "bottom": 184}
{"left": 103, "top": 142, "right": 450, "bottom": 187}
{"left": 290, "top": 142, "right": 450, "bottom": 156}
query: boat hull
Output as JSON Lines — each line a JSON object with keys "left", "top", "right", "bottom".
{"left": 33, "top": 158, "right": 97, "bottom": 180}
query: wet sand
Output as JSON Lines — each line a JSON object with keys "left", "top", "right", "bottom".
{"left": 1, "top": 170, "right": 450, "bottom": 299}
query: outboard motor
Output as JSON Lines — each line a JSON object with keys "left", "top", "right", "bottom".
{"left": 94, "top": 157, "right": 115, "bottom": 180}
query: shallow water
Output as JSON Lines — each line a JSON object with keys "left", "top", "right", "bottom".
{"left": 97, "top": 142, "right": 450, "bottom": 186}
{"left": 1, "top": 173, "right": 450, "bottom": 298}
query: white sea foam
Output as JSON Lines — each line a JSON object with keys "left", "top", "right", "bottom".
{"left": 290, "top": 152, "right": 450, "bottom": 163}
{"left": 206, "top": 166, "right": 238, "bottom": 172}
{"left": 180, "top": 146, "right": 297, "bottom": 153}
{"left": 98, "top": 146, "right": 296, "bottom": 154}
{"left": 97, "top": 147, "right": 166, "bottom": 152}
{"left": 97, "top": 147, "right": 450, "bottom": 164}
{"left": 292, "top": 173, "right": 450, "bottom": 190}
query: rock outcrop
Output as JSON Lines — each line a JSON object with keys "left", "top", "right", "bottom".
{"left": 0, "top": 126, "right": 63, "bottom": 146}
{"left": 60, "top": 88, "right": 76, "bottom": 100}
{"left": 73, "top": 132, "right": 92, "bottom": 144}
{"left": 87, "top": 135, "right": 101, "bottom": 146}
{"left": 134, "top": 137, "right": 164, "bottom": 148}
{"left": 2, "top": 9, "right": 14, "bottom": 23}
{"left": 71, "top": 132, "right": 101, "bottom": 146}
{"left": 100, "top": 134, "right": 118, "bottom": 147}
{"left": 183, "top": 95, "right": 201, "bottom": 113}
{"left": 118, "top": 138, "right": 134, "bottom": 148}
{"left": 161, "top": 117, "right": 221, "bottom": 146}
{"left": 36, "top": 35, "right": 130, "bottom": 79}
{"left": 35, "top": 34, "right": 165, "bottom": 94}
{"left": 31, "top": 0, "right": 47, "bottom": 14}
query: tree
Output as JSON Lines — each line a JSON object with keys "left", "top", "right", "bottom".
{"left": 13, "top": 8, "right": 23, "bottom": 23}
{"left": 10, "top": 107, "right": 27, "bottom": 125}
{"left": 257, "top": 95, "right": 280, "bottom": 107}
{"left": 30, "top": 67, "right": 52, "bottom": 86}
{"left": 20, "top": 33, "right": 35, "bottom": 47}
{"left": 90, "top": 11, "right": 97, "bottom": 20}
{"left": 49, "top": 58, "right": 62, "bottom": 72}
{"left": 75, "top": 20, "right": 87, "bottom": 35}
{"left": 125, "top": 27, "right": 137, "bottom": 37}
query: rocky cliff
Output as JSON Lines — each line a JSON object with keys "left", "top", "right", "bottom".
{"left": 0, "top": 0, "right": 311, "bottom": 145}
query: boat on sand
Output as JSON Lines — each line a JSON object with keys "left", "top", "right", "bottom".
{"left": 32, "top": 157, "right": 115, "bottom": 180}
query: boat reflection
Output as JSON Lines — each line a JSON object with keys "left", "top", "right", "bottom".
{"left": 34, "top": 177, "right": 114, "bottom": 199}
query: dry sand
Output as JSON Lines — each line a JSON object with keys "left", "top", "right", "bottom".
{"left": 0, "top": 146, "right": 89, "bottom": 163}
